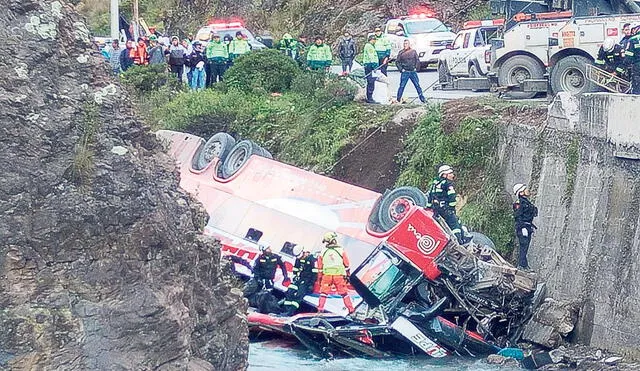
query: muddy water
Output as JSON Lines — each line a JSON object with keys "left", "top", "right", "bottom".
{"left": 248, "top": 340, "right": 516, "bottom": 370}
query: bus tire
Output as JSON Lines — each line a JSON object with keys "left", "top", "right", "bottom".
{"left": 193, "top": 132, "right": 236, "bottom": 170}
{"left": 497, "top": 55, "right": 544, "bottom": 99}
{"left": 221, "top": 140, "right": 262, "bottom": 178}
{"left": 377, "top": 186, "right": 427, "bottom": 231}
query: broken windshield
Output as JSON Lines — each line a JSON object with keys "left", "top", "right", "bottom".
{"left": 405, "top": 20, "right": 448, "bottom": 34}
{"left": 354, "top": 248, "right": 413, "bottom": 304}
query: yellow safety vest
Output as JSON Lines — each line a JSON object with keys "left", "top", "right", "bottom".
{"left": 322, "top": 246, "right": 346, "bottom": 276}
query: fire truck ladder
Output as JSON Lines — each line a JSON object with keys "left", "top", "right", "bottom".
{"left": 585, "top": 64, "right": 631, "bottom": 93}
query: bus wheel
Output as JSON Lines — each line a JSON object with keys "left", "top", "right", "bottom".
{"left": 221, "top": 140, "right": 262, "bottom": 178}
{"left": 193, "top": 132, "right": 236, "bottom": 170}
{"left": 377, "top": 186, "right": 427, "bottom": 231}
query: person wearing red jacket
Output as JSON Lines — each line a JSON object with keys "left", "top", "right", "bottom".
{"left": 133, "top": 37, "right": 148, "bottom": 65}
{"left": 316, "top": 232, "right": 355, "bottom": 313}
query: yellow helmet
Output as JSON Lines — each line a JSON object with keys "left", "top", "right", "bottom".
{"left": 322, "top": 232, "right": 338, "bottom": 244}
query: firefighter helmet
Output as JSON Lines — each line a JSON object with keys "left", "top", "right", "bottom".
{"left": 322, "top": 231, "right": 338, "bottom": 244}
{"left": 513, "top": 183, "right": 527, "bottom": 196}
{"left": 438, "top": 164, "right": 454, "bottom": 177}
{"left": 292, "top": 244, "right": 304, "bottom": 256}
{"left": 258, "top": 241, "right": 271, "bottom": 252}
{"left": 602, "top": 37, "right": 616, "bottom": 52}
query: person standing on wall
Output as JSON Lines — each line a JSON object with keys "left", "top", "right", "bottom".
{"left": 426, "top": 165, "right": 466, "bottom": 244}
{"left": 513, "top": 184, "right": 538, "bottom": 270}
{"left": 395, "top": 39, "right": 426, "bottom": 103}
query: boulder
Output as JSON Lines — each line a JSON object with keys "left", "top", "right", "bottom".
{"left": 0, "top": 0, "right": 247, "bottom": 369}
{"left": 522, "top": 298, "right": 580, "bottom": 348}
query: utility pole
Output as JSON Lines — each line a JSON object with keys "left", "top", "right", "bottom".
{"left": 110, "top": 0, "right": 119, "bottom": 40}
{"left": 132, "top": 0, "right": 140, "bottom": 40}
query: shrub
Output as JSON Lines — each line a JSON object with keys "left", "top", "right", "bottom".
{"left": 225, "top": 49, "right": 301, "bottom": 93}
{"left": 120, "top": 64, "right": 180, "bottom": 94}
{"left": 291, "top": 71, "right": 357, "bottom": 106}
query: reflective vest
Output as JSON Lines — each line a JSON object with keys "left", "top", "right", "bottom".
{"left": 321, "top": 246, "right": 346, "bottom": 276}
{"left": 306, "top": 44, "right": 332, "bottom": 69}
{"left": 206, "top": 40, "right": 229, "bottom": 62}
{"left": 230, "top": 38, "right": 250, "bottom": 58}
{"left": 374, "top": 34, "right": 391, "bottom": 58}
{"left": 363, "top": 42, "right": 378, "bottom": 68}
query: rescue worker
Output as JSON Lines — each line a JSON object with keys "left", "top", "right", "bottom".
{"left": 206, "top": 34, "right": 229, "bottom": 86}
{"left": 282, "top": 245, "right": 318, "bottom": 316}
{"left": 373, "top": 27, "right": 391, "bottom": 76}
{"left": 243, "top": 242, "right": 290, "bottom": 298}
{"left": 229, "top": 31, "right": 251, "bottom": 61}
{"left": 279, "top": 33, "right": 298, "bottom": 59}
{"left": 306, "top": 36, "right": 332, "bottom": 71}
{"left": 513, "top": 184, "right": 538, "bottom": 270}
{"left": 223, "top": 35, "right": 234, "bottom": 68}
{"left": 426, "top": 165, "right": 465, "bottom": 245}
{"left": 338, "top": 31, "right": 357, "bottom": 75}
{"left": 133, "top": 37, "right": 149, "bottom": 66}
{"left": 620, "top": 23, "right": 632, "bottom": 51}
{"left": 362, "top": 34, "right": 378, "bottom": 104}
{"left": 595, "top": 38, "right": 625, "bottom": 75}
{"left": 624, "top": 26, "right": 640, "bottom": 94}
{"left": 317, "top": 232, "right": 355, "bottom": 314}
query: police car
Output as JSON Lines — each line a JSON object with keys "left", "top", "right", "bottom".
{"left": 385, "top": 10, "right": 456, "bottom": 70}
{"left": 437, "top": 19, "right": 504, "bottom": 80}
{"left": 195, "top": 21, "right": 267, "bottom": 49}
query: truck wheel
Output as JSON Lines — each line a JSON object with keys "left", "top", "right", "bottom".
{"left": 221, "top": 140, "right": 262, "bottom": 178}
{"left": 550, "top": 55, "right": 598, "bottom": 94}
{"left": 193, "top": 132, "right": 236, "bottom": 170}
{"left": 438, "top": 62, "right": 451, "bottom": 84}
{"left": 377, "top": 186, "right": 427, "bottom": 231}
{"left": 497, "top": 55, "right": 544, "bottom": 99}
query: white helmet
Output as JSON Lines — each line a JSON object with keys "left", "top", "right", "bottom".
{"left": 438, "top": 165, "right": 454, "bottom": 177}
{"left": 602, "top": 37, "right": 616, "bottom": 52}
{"left": 258, "top": 241, "right": 271, "bottom": 252}
{"left": 292, "top": 245, "right": 304, "bottom": 257}
{"left": 513, "top": 183, "right": 527, "bottom": 196}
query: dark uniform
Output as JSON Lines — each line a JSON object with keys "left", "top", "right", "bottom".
{"left": 282, "top": 254, "right": 318, "bottom": 316}
{"left": 426, "top": 177, "right": 464, "bottom": 244}
{"left": 595, "top": 44, "right": 625, "bottom": 75}
{"left": 624, "top": 34, "right": 640, "bottom": 94}
{"left": 242, "top": 251, "right": 288, "bottom": 298}
{"left": 513, "top": 195, "right": 538, "bottom": 269}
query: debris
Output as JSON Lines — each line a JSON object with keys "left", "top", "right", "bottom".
{"left": 603, "top": 356, "right": 623, "bottom": 365}
{"left": 521, "top": 298, "right": 579, "bottom": 348}
{"left": 110, "top": 146, "right": 128, "bottom": 156}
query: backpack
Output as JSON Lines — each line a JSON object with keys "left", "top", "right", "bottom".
{"left": 168, "top": 47, "right": 184, "bottom": 66}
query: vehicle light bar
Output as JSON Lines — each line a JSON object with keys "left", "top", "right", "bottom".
{"left": 208, "top": 21, "right": 244, "bottom": 29}
{"left": 463, "top": 19, "right": 505, "bottom": 29}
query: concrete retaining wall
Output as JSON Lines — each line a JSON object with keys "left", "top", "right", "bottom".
{"left": 498, "top": 92, "right": 640, "bottom": 357}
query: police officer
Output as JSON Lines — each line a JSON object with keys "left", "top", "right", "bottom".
{"left": 229, "top": 31, "right": 251, "bottom": 61}
{"left": 513, "top": 184, "right": 538, "bottom": 270}
{"left": 282, "top": 245, "right": 318, "bottom": 316}
{"left": 624, "top": 25, "right": 640, "bottom": 94}
{"left": 373, "top": 27, "right": 391, "bottom": 76}
{"left": 205, "top": 34, "right": 229, "bottom": 86}
{"left": 595, "top": 38, "right": 625, "bottom": 75}
{"left": 362, "top": 34, "right": 378, "bottom": 104}
{"left": 317, "top": 232, "right": 355, "bottom": 314}
{"left": 243, "top": 242, "right": 289, "bottom": 298}
{"left": 426, "top": 165, "right": 465, "bottom": 244}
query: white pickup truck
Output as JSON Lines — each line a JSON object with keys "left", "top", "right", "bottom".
{"left": 385, "top": 13, "right": 456, "bottom": 71}
{"left": 437, "top": 19, "right": 504, "bottom": 84}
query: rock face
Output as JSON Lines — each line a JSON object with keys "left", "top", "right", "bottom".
{"left": 0, "top": 1, "right": 247, "bottom": 369}
{"left": 522, "top": 299, "right": 579, "bottom": 348}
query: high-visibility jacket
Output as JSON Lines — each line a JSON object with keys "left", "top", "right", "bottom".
{"left": 426, "top": 178, "right": 457, "bottom": 212}
{"left": 229, "top": 38, "right": 250, "bottom": 59}
{"left": 306, "top": 44, "right": 332, "bottom": 69}
{"left": 318, "top": 245, "right": 350, "bottom": 276}
{"left": 374, "top": 34, "right": 391, "bottom": 59}
{"left": 363, "top": 42, "right": 378, "bottom": 69}
{"left": 624, "top": 35, "right": 640, "bottom": 65}
{"left": 206, "top": 40, "right": 229, "bottom": 62}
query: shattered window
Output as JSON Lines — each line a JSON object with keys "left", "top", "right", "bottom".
{"left": 355, "top": 248, "right": 413, "bottom": 304}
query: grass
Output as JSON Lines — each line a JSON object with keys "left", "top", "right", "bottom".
{"left": 70, "top": 102, "right": 100, "bottom": 185}
{"left": 395, "top": 104, "right": 515, "bottom": 255}
{"left": 563, "top": 137, "right": 581, "bottom": 206}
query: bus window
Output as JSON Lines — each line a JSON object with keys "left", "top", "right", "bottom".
{"left": 280, "top": 242, "right": 296, "bottom": 256}
{"left": 245, "top": 228, "right": 263, "bottom": 242}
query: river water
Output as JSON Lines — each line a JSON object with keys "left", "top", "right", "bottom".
{"left": 248, "top": 340, "right": 517, "bottom": 371}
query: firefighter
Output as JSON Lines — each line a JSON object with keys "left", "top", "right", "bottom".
{"left": 595, "top": 38, "right": 625, "bottom": 75}
{"left": 373, "top": 27, "right": 391, "bottom": 76}
{"left": 279, "top": 33, "right": 298, "bottom": 59}
{"left": 242, "top": 242, "right": 289, "bottom": 298}
{"left": 625, "top": 26, "right": 640, "bottom": 94}
{"left": 426, "top": 165, "right": 466, "bottom": 245}
{"left": 317, "top": 232, "right": 355, "bottom": 314}
{"left": 282, "top": 245, "right": 318, "bottom": 316}
{"left": 513, "top": 184, "right": 538, "bottom": 270}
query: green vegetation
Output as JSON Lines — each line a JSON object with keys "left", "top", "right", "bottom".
{"left": 396, "top": 105, "right": 515, "bottom": 255}
{"left": 69, "top": 102, "right": 100, "bottom": 185}
{"left": 225, "top": 49, "right": 301, "bottom": 93}
{"left": 123, "top": 50, "right": 392, "bottom": 173}
{"left": 563, "top": 137, "right": 581, "bottom": 205}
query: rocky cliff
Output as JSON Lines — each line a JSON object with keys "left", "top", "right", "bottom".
{"left": 0, "top": 1, "right": 247, "bottom": 369}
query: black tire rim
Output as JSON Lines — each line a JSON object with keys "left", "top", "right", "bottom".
{"left": 388, "top": 197, "right": 414, "bottom": 222}
{"left": 560, "top": 67, "right": 585, "bottom": 92}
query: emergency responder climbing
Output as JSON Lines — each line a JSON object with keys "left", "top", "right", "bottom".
{"left": 306, "top": 36, "right": 333, "bottom": 71}
{"left": 279, "top": 33, "right": 298, "bottom": 59}
{"left": 363, "top": 35, "right": 378, "bottom": 104}
{"left": 317, "top": 232, "right": 355, "bottom": 314}
{"left": 206, "top": 34, "right": 229, "bottom": 86}
{"left": 229, "top": 31, "right": 251, "bottom": 61}
{"left": 243, "top": 242, "right": 289, "bottom": 298}
{"left": 513, "top": 184, "right": 538, "bottom": 270}
{"left": 625, "top": 25, "right": 640, "bottom": 94}
{"left": 373, "top": 27, "right": 391, "bottom": 76}
{"left": 426, "top": 165, "right": 466, "bottom": 245}
{"left": 282, "top": 245, "right": 318, "bottom": 316}
{"left": 595, "top": 38, "right": 625, "bottom": 75}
